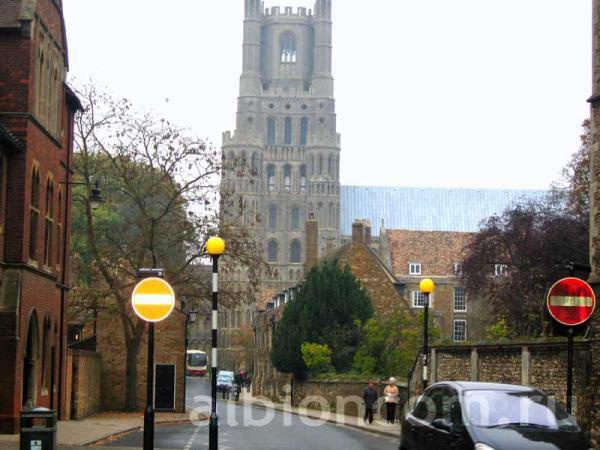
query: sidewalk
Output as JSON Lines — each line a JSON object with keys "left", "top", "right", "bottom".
{"left": 0, "top": 411, "right": 197, "bottom": 449}
{"left": 238, "top": 389, "right": 401, "bottom": 439}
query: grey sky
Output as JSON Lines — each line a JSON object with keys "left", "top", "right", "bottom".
{"left": 63, "top": 0, "right": 591, "bottom": 190}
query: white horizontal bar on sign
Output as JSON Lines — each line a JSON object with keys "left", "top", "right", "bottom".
{"left": 550, "top": 296, "right": 594, "bottom": 307}
{"left": 132, "top": 294, "right": 174, "bottom": 305}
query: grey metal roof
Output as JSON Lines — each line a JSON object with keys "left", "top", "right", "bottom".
{"left": 341, "top": 185, "right": 548, "bottom": 236}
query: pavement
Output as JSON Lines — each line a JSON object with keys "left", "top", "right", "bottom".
{"left": 0, "top": 378, "right": 400, "bottom": 449}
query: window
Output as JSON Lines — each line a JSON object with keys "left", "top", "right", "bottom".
{"left": 300, "top": 117, "right": 308, "bottom": 146}
{"left": 267, "top": 165, "right": 275, "bottom": 192}
{"left": 268, "top": 205, "right": 277, "bottom": 229}
{"left": 318, "top": 155, "right": 323, "bottom": 175}
{"left": 43, "top": 179, "right": 54, "bottom": 267}
{"left": 280, "top": 32, "right": 297, "bottom": 63}
{"left": 412, "top": 291, "right": 430, "bottom": 308}
{"left": 291, "top": 208, "right": 300, "bottom": 230}
{"left": 454, "top": 287, "right": 467, "bottom": 312}
{"left": 409, "top": 262, "right": 422, "bottom": 275}
{"left": 299, "top": 165, "right": 307, "bottom": 193}
{"left": 284, "top": 165, "right": 292, "bottom": 192}
{"left": 268, "top": 240, "right": 278, "bottom": 263}
{"left": 251, "top": 153, "right": 259, "bottom": 175}
{"left": 328, "top": 154, "right": 334, "bottom": 176}
{"left": 495, "top": 264, "right": 508, "bottom": 277}
{"left": 56, "top": 190, "right": 63, "bottom": 267}
{"left": 453, "top": 320, "right": 467, "bottom": 342}
{"left": 29, "top": 168, "right": 41, "bottom": 261}
{"left": 267, "top": 118, "right": 276, "bottom": 146}
{"left": 284, "top": 117, "right": 292, "bottom": 145}
{"left": 290, "top": 240, "right": 302, "bottom": 264}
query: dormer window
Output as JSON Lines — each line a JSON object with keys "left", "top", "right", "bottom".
{"left": 495, "top": 264, "right": 508, "bottom": 277}
{"left": 409, "top": 262, "right": 422, "bottom": 275}
{"left": 281, "top": 32, "right": 297, "bottom": 63}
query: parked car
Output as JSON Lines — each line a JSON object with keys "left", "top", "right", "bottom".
{"left": 216, "top": 374, "right": 234, "bottom": 393}
{"left": 400, "top": 381, "right": 594, "bottom": 450}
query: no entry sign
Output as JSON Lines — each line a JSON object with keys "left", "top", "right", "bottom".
{"left": 546, "top": 277, "right": 596, "bottom": 327}
{"left": 131, "top": 277, "right": 176, "bottom": 323}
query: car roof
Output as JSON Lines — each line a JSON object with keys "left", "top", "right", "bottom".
{"left": 431, "top": 381, "right": 539, "bottom": 393}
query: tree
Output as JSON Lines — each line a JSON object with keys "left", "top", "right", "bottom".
{"left": 70, "top": 83, "right": 264, "bottom": 410}
{"left": 460, "top": 203, "right": 588, "bottom": 337}
{"left": 301, "top": 343, "right": 334, "bottom": 374}
{"left": 352, "top": 310, "right": 430, "bottom": 378}
{"left": 270, "top": 261, "right": 373, "bottom": 377}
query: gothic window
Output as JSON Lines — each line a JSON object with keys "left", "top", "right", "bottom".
{"left": 328, "top": 154, "right": 334, "bottom": 176}
{"left": 56, "top": 190, "right": 63, "bottom": 267}
{"left": 268, "top": 205, "right": 277, "bottom": 229}
{"left": 291, "top": 207, "right": 300, "bottom": 230}
{"left": 251, "top": 152, "right": 259, "bottom": 175}
{"left": 29, "top": 167, "right": 41, "bottom": 261}
{"left": 44, "top": 178, "right": 54, "bottom": 267}
{"left": 240, "top": 151, "right": 247, "bottom": 169}
{"left": 299, "top": 165, "right": 307, "bottom": 193}
{"left": 284, "top": 117, "right": 292, "bottom": 145}
{"left": 267, "top": 165, "right": 276, "bottom": 192}
{"left": 318, "top": 155, "right": 323, "bottom": 175}
{"left": 309, "top": 155, "right": 314, "bottom": 175}
{"left": 268, "top": 240, "right": 279, "bottom": 263}
{"left": 300, "top": 117, "right": 308, "bottom": 146}
{"left": 290, "top": 240, "right": 302, "bottom": 264}
{"left": 280, "top": 32, "right": 297, "bottom": 63}
{"left": 267, "top": 118, "right": 276, "bottom": 146}
{"left": 284, "top": 165, "right": 292, "bottom": 192}
{"left": 328, "top": 203, "right": 334, "bottom": 228}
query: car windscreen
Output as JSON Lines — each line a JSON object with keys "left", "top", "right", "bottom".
{"left": 463, "top": 390, "right": 579, "bottom": 431}
{"left": 217, "top": 377, "right": 231, "bottom": 383}
{"left": 188, "top": 353, "right": 207, "bottom": 367}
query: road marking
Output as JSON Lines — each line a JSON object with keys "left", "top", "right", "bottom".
{"left": 183, "top": 426, "right": 200, "bottom": 450}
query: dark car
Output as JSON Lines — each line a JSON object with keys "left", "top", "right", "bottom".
{"left": 400, "top": 381, "right": 594, "bottom": 450}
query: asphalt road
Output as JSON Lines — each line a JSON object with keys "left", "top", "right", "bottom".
{"left": 105, "top": 377, "right": 399, "bottom": 450}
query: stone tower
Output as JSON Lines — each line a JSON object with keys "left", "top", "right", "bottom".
{"left": 222, "top": 0, "right": 341, "bottom": 292}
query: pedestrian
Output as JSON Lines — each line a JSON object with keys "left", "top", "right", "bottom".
{"left": 362, "top": 382, "right": 378, "bottom": 424}
{"left": 246, "top": 373, "right": 252, "bottom": 393}
{"left": 384, "top": 377, "right": 399, "bottom": 424}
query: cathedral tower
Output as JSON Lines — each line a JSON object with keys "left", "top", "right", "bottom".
{"left": 222, "top": 0, "right": 341, "bottom": 292}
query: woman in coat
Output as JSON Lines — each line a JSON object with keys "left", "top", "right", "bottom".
{"left": 384, "top": 377, "right": 400, "bottom": 424}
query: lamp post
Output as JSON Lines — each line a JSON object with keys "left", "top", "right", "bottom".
{"left": 206, "top": 237, "right": 225, "bottom": 450}
{"left": 419, "top": 278, "right": 435, "bottom": 391}
{"left": 182, "top": 302, "right": 198, "bottom": 413}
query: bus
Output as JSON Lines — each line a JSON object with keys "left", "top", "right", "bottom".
{"left": 186, "top": 350, "right": 208, "bottom": 376}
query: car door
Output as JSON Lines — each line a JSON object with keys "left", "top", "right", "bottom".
{"left": 430, "top": 388, "right": 472, "bottom": 450}
{"left": 404, "top": 388, "right": 445, "bottom": 449}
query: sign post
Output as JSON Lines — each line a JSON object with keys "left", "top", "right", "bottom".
{"left": 132, "top": 273, "right": 176, "bottom": 450}
{"left": 546, "top": 277, "right": 596, "bottom": 414}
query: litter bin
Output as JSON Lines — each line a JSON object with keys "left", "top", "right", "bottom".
{"left": 20, "top": 408, "right": 56, "bottom": 450}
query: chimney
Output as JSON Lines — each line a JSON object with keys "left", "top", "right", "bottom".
{"left": 305, "top": 212, "right": 319, "bottom": 273}
{"left": 352, "top": 219, "right": 371, "bottom": 245}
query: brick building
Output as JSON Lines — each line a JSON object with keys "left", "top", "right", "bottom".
{"left": 0, "top": 0, "right": 80, "bottom": 433}
{"left": 379, "top": 227, "right": 487, "bottom": 342}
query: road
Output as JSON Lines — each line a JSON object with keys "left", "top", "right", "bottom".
{"left": 106, "top": 377, "right": 399, "bottom": 450}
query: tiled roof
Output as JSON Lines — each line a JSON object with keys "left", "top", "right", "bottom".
{"left": 341, "top": 185, "right": 547, "bottom": 236}
{"left": 386, "top": 230, "right": 473, "bottom": 278}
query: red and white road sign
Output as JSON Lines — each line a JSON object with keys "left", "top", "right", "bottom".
{"left": 131, "top": 277, "right": 176, "bottom": 323}
{"left": 547, "top": 277, "right": 596, "bottom": 327}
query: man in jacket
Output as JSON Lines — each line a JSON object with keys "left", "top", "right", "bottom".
{"left": 362, "top": 382, "right": 378, "bottom": 424}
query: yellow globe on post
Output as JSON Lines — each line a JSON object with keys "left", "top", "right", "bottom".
{"left": 206, "top": 237, "right": 225, "bottom": 256}
{"left": 420, "top": 278, "right": 435, "bottom": 295}
{"left": 131, "top": 277, "right": 176, "bottom": 323}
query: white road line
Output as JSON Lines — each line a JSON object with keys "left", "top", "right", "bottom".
{"left": 183, "top": 426, "right": 201, "bottom": 450}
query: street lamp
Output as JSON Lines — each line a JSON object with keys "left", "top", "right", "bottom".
{"left": 61, "top": 179, "right": 105, "bottom": 210}
{"left": 206, "top": 236, "right": 225, "bottom": 450}
{"left": 419, "top": 278, "right": 435, "bottom": 391}
{"left": 182, "top": 302, "right": 198, "bottom": 412}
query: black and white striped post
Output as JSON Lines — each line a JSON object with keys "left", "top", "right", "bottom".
{"left": 206, "top": 237, "right": 225, "bottom": 450}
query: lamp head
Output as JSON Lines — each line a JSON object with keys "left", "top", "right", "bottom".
{"left": 89, "top": 182, "right": 105, "bottom": 211}
{"left": 206, "top": 236, "right": 225, "bottom": 256}
{"left": 420, "top": 278, "right": 435, "bottom": 294}
{"left": 188, "top": 310, "right": 198, "bottom": 323}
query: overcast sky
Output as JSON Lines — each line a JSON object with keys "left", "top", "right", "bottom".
{"left": 62, "top": 0, "right": 592, "bottom": 190}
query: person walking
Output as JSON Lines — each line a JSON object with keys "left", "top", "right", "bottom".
{"left": 384, "top": 377, "right": 400, "bottom": 424}
{"left": 362, "top": 382, "right": 378, "bottom": 424}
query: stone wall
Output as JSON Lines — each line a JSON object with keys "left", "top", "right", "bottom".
{"left": 291, "top": 379, "right": 408, "bottom": 418}
{"left": 417, "top": 340, "right": 599, "bottom": 441}
{"left": 64, "top": 350, "right": 102, "bottom": 420}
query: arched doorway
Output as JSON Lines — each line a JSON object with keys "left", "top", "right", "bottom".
{"left": 22, "top": 311, "right": 39, "bottom": 410}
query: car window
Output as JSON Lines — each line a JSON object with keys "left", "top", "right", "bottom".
{"left": 413, "top": 388, "right": 444, "bottom": 423}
